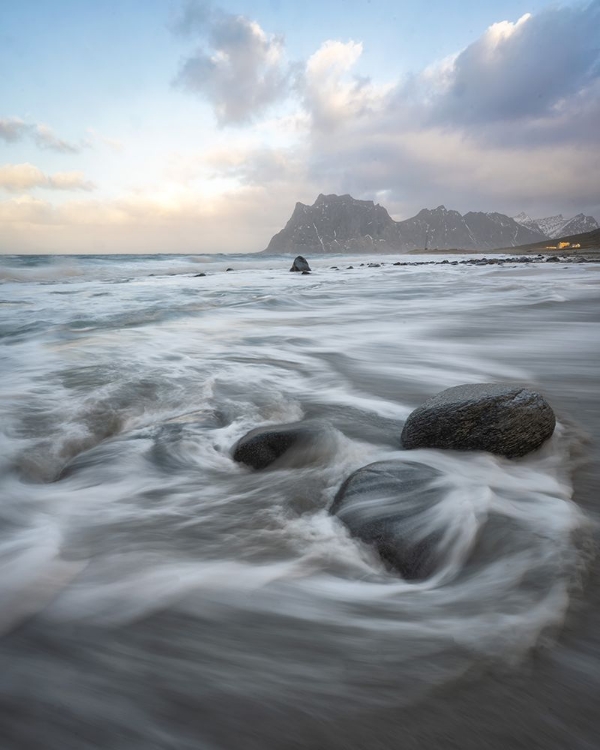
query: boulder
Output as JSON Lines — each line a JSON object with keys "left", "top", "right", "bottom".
{"left": 232, "top": 420, "right": 330, "bottom": 470}
{"left": 330, "top": 461, "right": 444, "bottom": 580}
{"left": 290, "top": 256, "right": 311, "bottom": 273}
{"left": 401, "top": 383, "right": 555, "bottom": 458}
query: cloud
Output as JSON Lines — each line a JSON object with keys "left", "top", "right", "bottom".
{"left": 0, "top": 118, "right": 30, "bottom": 143}
{"left": 33, "top": 124, "right": 82, "bottom": 153}
{"left": 0, "top": 117, "right": 87, "bottom": 153}
{"left": 173, "top": 1, "right": 291, "bottom": 124}
{"left": 0, "top": 163, "right": 95, "bottom": 192}
{"left": 86, "top": 128, "right": 124, "bottom": 152}
{"left": 0, "top": 182, "right": 314, "bottom": 254}
{"left": 302, "top": 40, "right": 387, "bottom": 132}
{"left": 295, "top": 2, "right": 600, "bottom": 217}
{"left": 421, "top": 2, "right": 600, "bottom": 134}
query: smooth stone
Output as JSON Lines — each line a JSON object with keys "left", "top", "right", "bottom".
{"left": 232, "top": 420, "right": 331, "bottom": 470}
{"left": 330, "top": 460, "right": 444, "bottom": 580}
{"left": 290, "top": 256, "right": 311, "bottom": 273}
{"left": 401, "top": 383, "right": 555, "bottom": 458}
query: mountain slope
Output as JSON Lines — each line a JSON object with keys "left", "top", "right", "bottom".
{"left": 501, "top": 227, "right": 600, "bottom": 253}
{"left": 265, "top": 195, "right": 548, "bottom": 254}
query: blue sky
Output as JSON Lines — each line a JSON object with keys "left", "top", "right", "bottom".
{"left": 1, "top": 0, "right": 598, "bottom": 253}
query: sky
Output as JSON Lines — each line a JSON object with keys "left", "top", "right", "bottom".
{"left": 0, "top": 0, "right": 599, "bottom": 254}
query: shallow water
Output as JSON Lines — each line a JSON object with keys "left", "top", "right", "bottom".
{"left": 0, "top": 252, "right": 599, "bottom": 749}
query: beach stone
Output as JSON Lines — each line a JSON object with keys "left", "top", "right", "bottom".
{"left": 290, "top": 256, "right": 311, "bottom": 273}
{"left": 401, "top": 383, "right": 555, "bottom": 458}
{"left": 232, "top": 420, "right": 329, "bottom": 470}
{"left": 330, "top": 460, "right": 444, "bottom": 580}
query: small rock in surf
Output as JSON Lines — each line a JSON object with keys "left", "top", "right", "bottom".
{"left": 401, "top": 383, "right": 555, "bottom": 458}
{"left": 290, "top": 256, "right": 311, "bottom": 273}
{"left": 232, "top": 420, "right": 330, "bottom": 470}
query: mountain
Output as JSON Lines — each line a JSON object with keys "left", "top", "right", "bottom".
{"left": 514, "top": 212, "right": 599, "bottom": 239}
{"left": 556, "top": 213, "right": 599, "bottom": 237}
{"left": 263, "top": 194, "right": 403, "bottom": 255}
{"left": 513, "top": 212, "right": 543, "bottom": 234}
{"left": 264, "top": 194, "right": 547, "bottom": 254}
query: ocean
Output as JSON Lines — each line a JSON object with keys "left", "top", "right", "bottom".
{"left": 0, "top": 251, "right": 599, "bottom": 749}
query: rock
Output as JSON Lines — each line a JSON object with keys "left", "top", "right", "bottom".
{"left": 225, "top": 268, "right": 234, "bottom": 272}
{"left": 290, "top": 256, "right": 311, "bottom": 273}
{"left": 232, "top": 421, "right": 331, "bottom": 470}
{"left": 301, "top": 270, "right": 311, "bottom": 275}
{"left": 401, "top": 383, "right": 555, "bottom": 458}
{"left": 330, "top": 460, "right": 444, "bottom": 580}
{"left": 194, "top": 273, "right": 206, "bottom": 277}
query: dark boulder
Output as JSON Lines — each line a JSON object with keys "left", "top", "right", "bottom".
{"left": 290, "top": 256, "right": 311, "bottom": 273}
{"left": 401, "top": 383, "right": 555, "bottom": 458}
{"left": 330, "top": 460, "right": 445, "bottom": 580}
{"left": 194, "top": 273, "right": 206, "bottom": 277}
{"left": 232, "top": 420, "right": 332, "bottom": 470}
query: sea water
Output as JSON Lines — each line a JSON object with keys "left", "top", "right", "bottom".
{"left": 0, "top": 252, "right": 599, "bottom": 749}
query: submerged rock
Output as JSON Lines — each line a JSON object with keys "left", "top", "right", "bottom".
{"left": 330, "top": 460, "right": 444, "bottom": 580}
{"left": 401, "top": 383, "right": 555, "bottom": 458}
{"left": 232, "top": 420, "right": 331, "bottom": 470}
{"left": 290, "top": 256, "right": 311, "bottom": 273}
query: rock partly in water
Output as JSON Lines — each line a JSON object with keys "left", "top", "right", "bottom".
{"left": 290, "top": 256, "right": 311, "bottom": 273}
{"left": 232, "top": 420, "right": 333, "bottom": 470}
{"left": 330, "top": 460, "right": 445, "bottom": 580}
{"left": 401, "top": 383, "right": 555, "bottom": 458}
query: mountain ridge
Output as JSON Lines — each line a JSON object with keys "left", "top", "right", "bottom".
{"left": 263, "top": 194, "right": 596, "bottom": 254}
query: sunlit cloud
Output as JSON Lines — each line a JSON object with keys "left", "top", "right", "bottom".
{"left": 302, "top": 40, "right": 389, "bottom": 132}
{"left": 0, "top": 163, "right": 95, "bottom": 192}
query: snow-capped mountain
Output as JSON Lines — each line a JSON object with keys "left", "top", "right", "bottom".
{"left": 556, "top": 213, "right": 599, "bottom": 238}
{"left": 514, "top": 212, "right": 599, "bottom": 239}
{"left": 513, "top": 212, "right": 543, "bottom": 234}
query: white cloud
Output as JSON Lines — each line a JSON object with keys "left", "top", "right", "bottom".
{"left": 0, "top": 163, "right": 95, "bottom": 192}
{"left": 302, "top": 40, "right": 387, "bottom": 131}
{"left": 174, "top": 3, "right": 291, "bottom": 124}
